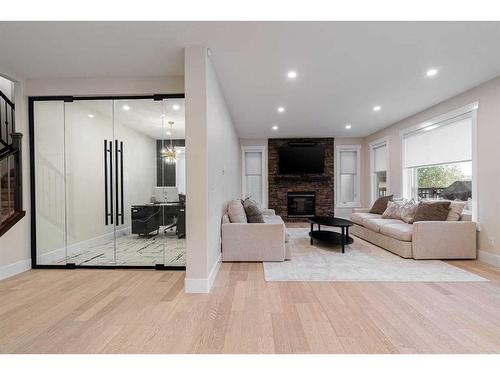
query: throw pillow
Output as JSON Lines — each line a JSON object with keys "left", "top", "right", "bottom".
{"left": 400, "top": 201, "right": 419, "bottom": 224}
{"left": 413, "top": 201, "right": 451, "bottom": 222}
{"left": 227, "top": 200, "right": 247, "bottom": 223}
{"left": 446, "top": 200, "right": 466, "bottom": 221}
{"left": 381, "top": 201, "right": 404, "bottom": 219}
{"left": 369, "top": 195, "right": 394, "bottom": 214}
{"left": 243, "top": 198, "right": 265, "bottom": 223}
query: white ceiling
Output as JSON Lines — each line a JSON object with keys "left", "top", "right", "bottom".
{"left": 1, "top": 22, "right": 500, "bottom": 138}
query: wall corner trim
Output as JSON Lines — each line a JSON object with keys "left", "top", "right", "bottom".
{"left": 478, "top": 250, "right": 500, "bottom": 268}
{"left": 0, "top": 258, "right": 31, "bottom": 281}
{"left": 184, "top": 253, "right": 221, "bottom": 293}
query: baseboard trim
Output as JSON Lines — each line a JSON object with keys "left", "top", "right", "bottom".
{"left": 478, "top": 250, "right": 500, "bottom": 268}
{"left": 184, "top": 253, "right": 221, "bottom": 294}
{"left": 0, "top": 258, "right": 31, "bottom": 281}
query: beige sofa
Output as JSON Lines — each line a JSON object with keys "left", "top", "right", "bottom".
{"left": 221, "top": 209, "right": 292, "bottom": 262}
{"left": 350, "top": 208, "right": 477, "bottom": 259}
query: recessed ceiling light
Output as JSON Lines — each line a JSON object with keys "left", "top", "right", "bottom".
{"left": 345, "top": 123, "right": 352, "bottom": 129}
{"left": 172, "top": 104, "right": 180, "bottom": 110}
{"left": 277, "top": 106, "right": 285, "bottom": 113}
{"left": 166, "top": 131, "right": 172, "bottom": 136}
{"left": 122, "top": 105, "right": 130, "bottom": 111}
{"left": 373, "top": 105, "right": 381, "bottom": 112}
{"left": 88, "top": 114, "right": 95, "bottom": 118}
{"left": 272, "top": 125, "right": 279, "bottom": 131}
{"left": 287, "top": 71, "right": 297, "bottom": 79}
{"left": 426, "top": 68, "right": 438, "bottom": 77}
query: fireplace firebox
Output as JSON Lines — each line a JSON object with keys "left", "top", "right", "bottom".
{"left": 287, "top": 192, "right": 316, "bottom": 218}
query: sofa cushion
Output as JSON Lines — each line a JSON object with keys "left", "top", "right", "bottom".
{"left": 351, "top": 212, "right": 381, "bottom": 226}
{"left": 379, "top": 222, "right": 413, "bottom": 242}
{"left": 413, "top": 201, "right": 451, "bottom": 222}
{"left": 227, "top": 200, "right": 247, "bottom": 223}
{"left": 369, "top": 195, "right": 394, "bottom": 214}
{"left": 243, "top": 198, "right": 265, "bottom": 223}
{"left": 363, "top": 217, "right": 402, "bottom": 233}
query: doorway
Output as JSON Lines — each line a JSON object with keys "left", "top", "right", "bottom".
{"left": 29, "top": 95, "right": 186, "bottom": 269}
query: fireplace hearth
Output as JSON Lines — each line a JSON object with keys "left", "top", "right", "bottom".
{"left": 287, "top": 192, "right": 316, "bottom": 218}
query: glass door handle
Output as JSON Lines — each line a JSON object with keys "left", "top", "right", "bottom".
{"left": 109, "top": 140, "right": 113, "bottom": 225}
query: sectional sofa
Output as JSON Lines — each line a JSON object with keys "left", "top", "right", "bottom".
{"left": 350, "top": 208, "right": 477, "bottom": 259}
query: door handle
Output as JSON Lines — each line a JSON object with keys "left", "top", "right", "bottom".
{"left": 104, "top": 140, "right": 113, "bottom": 225}
{"left": 115, "top": 140, "right": 124, "bottom": 225}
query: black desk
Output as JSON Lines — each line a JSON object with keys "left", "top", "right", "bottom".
{"left": 131, "top": 202, "right": 185, "bottom": 238}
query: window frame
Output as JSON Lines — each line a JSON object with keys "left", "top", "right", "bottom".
{"left": 369, "top": 136, "right": 390, "bottom": 205}
{"left": 400, "top": 102, "right": 478, "bottom": 222}
{"left": 335, "top": 144, "right": 361, "bottom": 208}
{"left": 241, "top": 145, "right": 267, "bottom": 208}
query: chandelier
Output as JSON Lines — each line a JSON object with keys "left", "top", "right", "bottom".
{"left": 161, "top": 121, "right": 177, "bottom": 164}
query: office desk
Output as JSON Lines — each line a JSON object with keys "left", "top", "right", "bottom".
{"left": 131, "top": 202, "right": 185, "bottom": 238}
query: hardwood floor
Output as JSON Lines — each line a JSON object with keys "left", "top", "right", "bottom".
{"left": 1, "top": 256, "right": 500, "bottom": 353}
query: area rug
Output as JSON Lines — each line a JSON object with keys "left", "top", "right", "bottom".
{"left": 263, "top": 227, "right": 487, "bottom": 282}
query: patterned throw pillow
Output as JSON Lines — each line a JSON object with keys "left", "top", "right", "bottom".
{"left": 381, "top": 201, "right": 404, "bottom": 219}
{"left": 400, "top": 201, "right": 419, "bottom": 224}
{"left": 243, "top": 198, "right": 265, "bottom": 223}
{"left": 447, "top": 200, "right": 466, "bottom": 221}
{"left": 369, "top": 195, "right": 394, "bottom": 214}
{"left": 413, "top": 201, "right": 451, "bottom": 222}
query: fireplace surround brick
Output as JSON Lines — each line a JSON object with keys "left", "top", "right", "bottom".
{"left": 268, "top": 138, "right": 334, "bottom": 222}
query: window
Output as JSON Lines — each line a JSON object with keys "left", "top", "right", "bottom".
{"left": 370, "top": 138, "right": 389, "bottom": 203}
{"left": 241, "top": 146, "right": 267, "bottom": 207}
{"left": 336, "top": 145, "right": 361, "bottom": 207}
{"left": 402, "top": 105, "right": 476, "bottom": 216}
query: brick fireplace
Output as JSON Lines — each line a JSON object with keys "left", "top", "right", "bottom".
{"left": 268, "top": 138, "right": 334, "bottom": 221}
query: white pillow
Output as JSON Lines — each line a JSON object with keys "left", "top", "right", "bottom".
{"left": 227, "top": 200, "right": 247, "bottom": 223}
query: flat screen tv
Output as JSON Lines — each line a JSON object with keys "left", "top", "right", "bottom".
{"left": 278, "top": 143, "right": 325, "bottom": 174}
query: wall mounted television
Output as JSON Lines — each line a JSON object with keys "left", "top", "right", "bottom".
{"left": 278, "top": 143, "right": 325, "bottom": 174}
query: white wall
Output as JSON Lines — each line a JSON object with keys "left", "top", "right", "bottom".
{"left": 0, "top": 76, "right": 14, "bottom": 101}
{"left": 185, "top": 46, "right": 241, "bottom": 293}
{"left": 0, "top": 75, "right": 183, "bottom": 280}
{"left": 363, "top": 75, "right": 500, "bottom": 265}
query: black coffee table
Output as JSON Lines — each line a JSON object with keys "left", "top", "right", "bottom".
{"left": 308, "top": 216, "right": 354, "bottom": 253}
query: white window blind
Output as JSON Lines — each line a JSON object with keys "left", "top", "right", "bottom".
{"left": 403, "top": 116, "right": 472, "bottom": 169}
{"left": 340, "top": 151, "right": 357, "bottom": 174}
{"left": 373, "top": 144, "right": 387, "bottom": 172}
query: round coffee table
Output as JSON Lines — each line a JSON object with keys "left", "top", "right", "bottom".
{"left": 308, "top": 216, "right": 354, "bottom": 253}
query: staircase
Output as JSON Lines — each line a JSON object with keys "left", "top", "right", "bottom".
{"left": 0, "top": 88, "right": 24, "bottom": 237}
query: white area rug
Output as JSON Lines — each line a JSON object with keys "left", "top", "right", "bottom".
{"left": 264, "top": 227, "right": 487, "bottom": 282}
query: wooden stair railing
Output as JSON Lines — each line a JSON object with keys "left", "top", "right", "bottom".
{"left": 0, "top": 89, "right": 25, "bottom": 237}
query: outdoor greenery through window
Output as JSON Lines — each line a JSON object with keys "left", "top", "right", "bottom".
{"left": 415, "top": 161, "right": 472, "bottom": 207}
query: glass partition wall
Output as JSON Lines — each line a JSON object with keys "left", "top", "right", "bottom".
{"left": 31, "top": 96, "right": 186, "bottom": 269}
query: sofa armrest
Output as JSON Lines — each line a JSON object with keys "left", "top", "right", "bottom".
{"left": 221, "top": 222, "right": 285, "bottom": 261}
{"left": 352, "top": 208, "right": 371, "bottom": 213}
{"left": 412, "top": 221, "right": 477, "bottom": 259}
{"left": 262, "top": 208, "right": 276, "bottom": 216}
